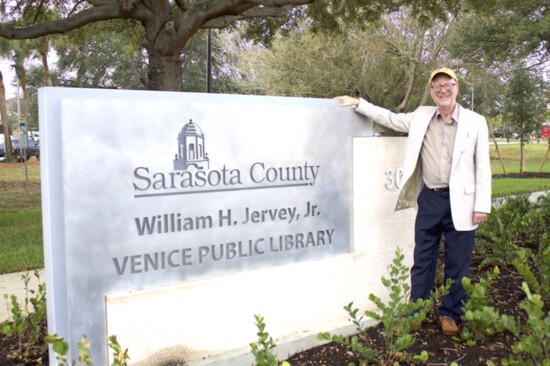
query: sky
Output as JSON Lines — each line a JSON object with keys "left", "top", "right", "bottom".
{"left": 0, "top": 61, "right": 17, "bottom": 99}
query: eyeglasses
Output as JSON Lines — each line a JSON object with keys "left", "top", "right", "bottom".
{"left": 431, "top": 83, "right": 456, "bottom": 92}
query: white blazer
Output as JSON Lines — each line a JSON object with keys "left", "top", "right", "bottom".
{"left": 356, "top": 99, "right": 492, "bottom": 231}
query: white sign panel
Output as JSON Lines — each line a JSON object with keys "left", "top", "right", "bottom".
{"left": 39, "top": 88, "right": 372, "bottom": 363}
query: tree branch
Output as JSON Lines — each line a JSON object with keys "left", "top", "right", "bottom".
{"left": 0, "top": 4, "right": 124, "bottom": 39}
{"left": 202, "top": 0, "right": 312, "bottom": 28}
{"left": 245, "top": 0, "right": 311, "bottom": 5}
{"left": 174, "top": 0, "right": 192, "bottom": 11}
{"left": 88, "top": 0, "right": 112, "bottom": 5}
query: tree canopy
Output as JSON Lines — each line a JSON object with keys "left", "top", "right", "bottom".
{"left": 0, "top": 0, "right": 314, "bottom": 91}
{"left": 0, "top": 0, "right": 507, "bottom": 92}
{"left": 502, "top": 64, "right": 547, "bottom": 173}
{"left": 449, "top": 0, "right": 550, "bottom": 67}
{"left": 0, "top": 0, "right": 548, "bottom": 147}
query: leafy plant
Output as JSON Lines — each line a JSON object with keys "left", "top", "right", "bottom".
{"left": 488, "top": 283, "right": 550, "bottom": 366}
{"left": 1, "top": 270, "right": 129, "bottom": 365}
{"left": 109, "top": 335, "right": 130, "bottom": 366}
{"left": 319, "top": 247, "right": 447, "bottom": 365}
{"left": 513, "top": 238, "right": 550, "bottom": 304}
{"left": 476, "top": 195, "right": 533, "bottom": 268}
{"left": 44, "top": 334, "right": 130, "bottom": 366}
{"left": 512, "top": 195, "right": 550, "bottom": 303}
{"left": 250, "top": 314, "right": 291, "bottom": 366}
{"left": 460, "top": 267, "right": 519, "bottom": 345}
{"left": 319, "top": 303, "right": 379, "bottom": 364}
{"left": 0, "top": 270, "right": 48, "bottom": 363}
{"left": 506, "top": 283, "right": 550, "bottom": 365}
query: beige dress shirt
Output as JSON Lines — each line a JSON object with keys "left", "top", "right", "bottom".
{"left": 421, "top": 105, "right": 459, "bottom": 189}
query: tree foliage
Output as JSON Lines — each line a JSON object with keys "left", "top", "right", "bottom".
{"left": 457, "top": 69, "right": 505, "bottom": 118}
{"left": 306, "top": 0, "right": 461, "bottom": 32}
{"left": 502, "top": 65, "right": 547, "bottom": 173}
{"left": 448, "top": 0, "right": 550, "bottom": 67}
{"left": 223, "top": 7, "right": 456, "bottom": 113}
{"left": 220, "top": 2, "right": 548, "bottom": 142}
{"left": 0, "top": 0, "right": 314, "bottom": 91}
{"left": 54, "top": 19, "right": 146, "bottom": 90}
{"left": 0, "top": 0, "right": 547, "bottom": 139}
{"left": 0, "top": 0, "right": 499, "bottom": 92}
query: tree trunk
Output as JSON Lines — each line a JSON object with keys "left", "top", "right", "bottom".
{"left": 396, "top": 31, "right": 424, "bottom": 112}
{"left": 520, "top": 137, "right": 525, "bottom": 174}
{"left": 396, "top": 62, "right": 418, "bottom": 112}
{"left": 41, "top": 50, "right": 53, "bottom": 87}
{"left": 147, "top": 50, "right": 183, "bottom": 91}
{"left": 19, "top": 76, "right": 28, "bottom": 120}
{"left": 0, "top": 71, "right": 14, "bottom": 162}
{"left": 37, "top": 50, "right": 52, "bottom": 132}
{"left": 14, "top": 63, "right": 29, "bottom": 121}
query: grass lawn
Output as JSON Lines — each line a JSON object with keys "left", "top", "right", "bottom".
{"left": 490, "top": 141, "right": 550, "bottom": 174}
{"left": 0, "top": 143, "right": 549, "bottom": 274}
{"left": 0, "top": 209, "right": 43, "bottom": 273}
{"left": 0, "top": 160, "right": 43, "bottom": 274}
{"left": 490, "top": 142, "right": 550, "bottom": 196}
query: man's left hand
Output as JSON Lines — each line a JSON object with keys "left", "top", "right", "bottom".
{"left": 473, "top": 212, "right": 488, "bottom": 225}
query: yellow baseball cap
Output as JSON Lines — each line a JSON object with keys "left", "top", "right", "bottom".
{"left": 429, "top": 68, "right": 458, "bottom": 84}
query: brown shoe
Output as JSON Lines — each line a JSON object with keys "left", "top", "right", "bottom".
{"left": 440, "top": 316, "right": 459, "bottom": 336}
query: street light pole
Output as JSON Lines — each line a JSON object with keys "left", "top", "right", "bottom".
{"left": 0, "top": 61, "right": 14, "bottom": 162}
{"left": 16, "top": 77, "right": 20, "bottom": 122}
{"left": 207, "top": 29, "right": 212, "bottom": 93}
{"left": 16, "top": 77, "right": 28, "bottom": 180}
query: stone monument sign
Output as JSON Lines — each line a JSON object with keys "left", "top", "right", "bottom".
{"left": 39, "top": 88, "right": 380, "bottom": 364}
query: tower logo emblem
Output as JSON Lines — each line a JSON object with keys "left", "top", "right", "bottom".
{"left": 173, "top": 119, "right": 209, "bottom": 170}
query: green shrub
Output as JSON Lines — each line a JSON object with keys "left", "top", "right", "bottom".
{"left": 318, "top": 247, "right": 446, "bottom": 365}
{"left": 512, "top": 195, "right": 550, "bottom": 303}
{"left": 250, "top": 314, "right": 291, "bottom": 366}
{"left": 2, "top": 271, "right": 129, "bottom": 365}
{"left": 513, "top": 238, "right": 550, "bottom": 305}
{"left": 506, "top": 283, "right": 550, "bottom": 365}
{"left": 0, "top": 270, "right": 47, "bottom": 363}
{"left": 461, "top": 267, "right": 519, "bottom": 345}
{"left": 488, "top": 283, "right": 550, "bottom": 366}
{"left": 45, "top": 334, "right": 130, "bottom": 366}
{"left": 476, "top": 195, "right": 533, "bottom": 268}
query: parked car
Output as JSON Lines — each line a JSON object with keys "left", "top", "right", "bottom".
{"left": 28, "top": 130, "right": 40, "bottom": 142}
{"left": 492, "top": 129, "right": 503, "bottom": 138}
{"left": 1, "top": 138, "right": 40, "bottom": 161}
{"left": 0, "top": 137, "right": 14, "bottom": 158}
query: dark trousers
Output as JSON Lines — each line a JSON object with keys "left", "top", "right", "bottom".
{"left": 411, "top": 186, "right": 475, "bottom": 321}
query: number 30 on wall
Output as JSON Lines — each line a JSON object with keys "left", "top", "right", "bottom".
{"left": 385, "top": 167, "right": 403, "bottom": 190}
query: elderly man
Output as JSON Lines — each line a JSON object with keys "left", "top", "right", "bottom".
{"left": 336, "top": 68, "right": 491, "bottom": 335}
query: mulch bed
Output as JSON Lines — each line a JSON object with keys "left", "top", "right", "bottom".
{"left": 492, "top": 172, "right": 550, "bottom": 179}
{"left": 285, "top": 255, "right": 525, "bottom": 366}
{"left": 0, "top": 158, "right": 40, "bottom": 168}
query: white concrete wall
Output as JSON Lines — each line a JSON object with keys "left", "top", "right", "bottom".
{"left": 106, "top": 137, "right": 416, "bottom": 365}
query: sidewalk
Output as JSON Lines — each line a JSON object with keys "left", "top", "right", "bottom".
{"left": 0, "top": 269, "right": 45, "bottom": 322}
